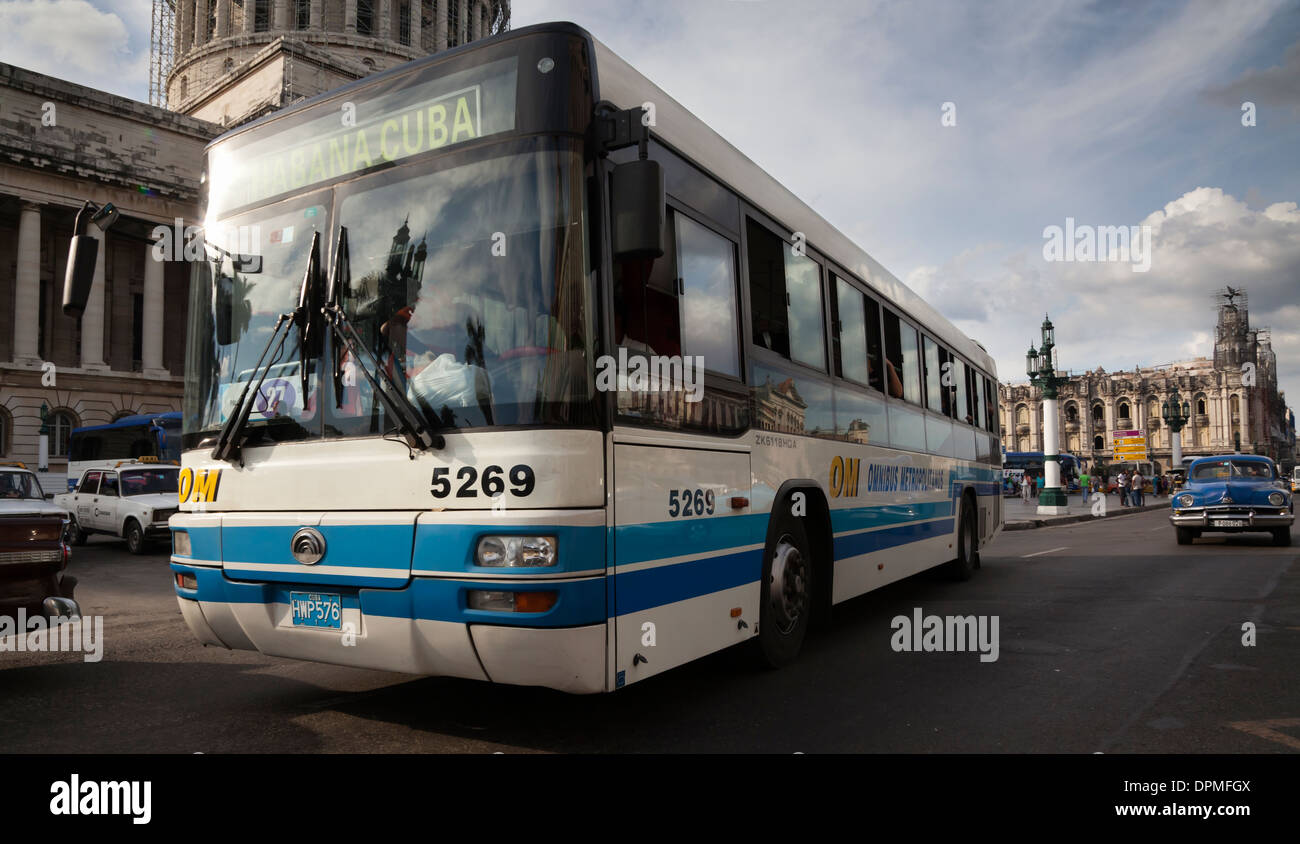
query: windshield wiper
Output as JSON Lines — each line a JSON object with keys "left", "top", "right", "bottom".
{"left": 324, "top": 226, "right": 443, "bottom": 452}
{"left": 211, "top": 232, "right": 321, "bottom": 463}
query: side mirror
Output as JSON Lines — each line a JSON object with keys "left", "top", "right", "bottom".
{"left": 63, "top": 234, "right": 98, "bottom": 318}
{"left": 63, "top": 201, "right": 118, "bottom": 318}
{"left": 610, "top": 158, "right": 664, "bottom": 260}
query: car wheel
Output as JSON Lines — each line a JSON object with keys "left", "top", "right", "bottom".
{"left": 1175, "top": 527, "right": 1193, "bottom": 545}
{"left": 1272, "top": 528, "right": 1292, "bottom": 547}
{"left": 125, "top": 519, "right": 146, "bottom": 555}
{"left": 946, "top": 499, "right": 978, "bottom": 581}
{"left": 757, "top": 510, "right": 813, "bottom": 669}
{"left": 66, "top": 516, "right": 88, "bottom": 546}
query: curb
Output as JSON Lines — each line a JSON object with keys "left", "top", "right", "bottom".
{"left": 1003, "top": 501, "right": 1171, "bottom": 531}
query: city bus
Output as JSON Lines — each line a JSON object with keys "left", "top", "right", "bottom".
{"left": 65, "top": 22, "right": 1002, "bottom": 693}
{"left": 1002, "top": 451, "right": 1081, "bottom": 492}
{"left": 65, "top": 412, "right": 182, "bottom": 491}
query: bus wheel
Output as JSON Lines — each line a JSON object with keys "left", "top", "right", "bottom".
{"left": 125, "top": 520, "right": 146, "bottom": 555}
{"left": 945, "top": 499, "right": 977, "bottom": 581}
{"left": 66, "top": 516, "right": 88, "bottom": 547}
{"left": 757, "top": 512, "right": 812, "bottom": 668}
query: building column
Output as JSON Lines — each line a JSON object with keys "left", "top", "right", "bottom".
{"left": 195, "top": 0, "right": 207, "bottom": 45}
{"left": 216, "top": 0, "right": 230, "bottom": 37}
{"left": 142, "top": 236, "right": 167, "bottom": 376}
{"left": 80, "top": 234, "right": 107, "bottom": 369}
{"left": 457, "top": 0, "right": 467, "bottom": 43}
{"left": 12, "top": 203, "right": 42, "bottom": 365}
{"left": 310, "top": 0, "right": 322, "bottom": 29}
{"left": 377, "top": 0, "right": 391, "bottom": 38}
{"left": 1240, "top": 390, "right": 1250, "bottom": 451}
{"left": 410, "top": 0, "right": 422, "bottom": 48}
{"left": 275, "top": 0, "right": 290, "bottom": 30}
{"left": 434, "top": 0, "right": 447, "bottom": 50}
{"left": 345, "top": 0, "right": 357, "bottom": 32}
{"left": 245, "top": 0, "right": 258, "bottom": 32}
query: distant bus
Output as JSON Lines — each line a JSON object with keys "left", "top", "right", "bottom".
{"left": 1003, "top": 451, "right": 1081, "bottom": 491}
{"left": 66, "top": 413, "right": 181, "bottom": 491}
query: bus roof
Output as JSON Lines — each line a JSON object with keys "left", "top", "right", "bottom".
{"left": 72, "top": 412, "right": 181, "bottom": 435}
{"left": 205, "top": 21, "right": 997, "bottom": 375}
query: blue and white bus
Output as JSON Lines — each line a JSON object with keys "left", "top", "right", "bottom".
{"left": 68, "top": 23, "right": 1002, "bottom": 693}
{"left": 65, "top": 412, "right": 182, "bottom": 491}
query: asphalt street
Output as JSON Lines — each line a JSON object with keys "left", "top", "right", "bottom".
{"left": 2, "top": 510, "right": 1297, "bottom": 753}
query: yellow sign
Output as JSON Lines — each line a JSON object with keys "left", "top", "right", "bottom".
{"left": 179, "top": 468, "right": 222, "bottom": 503}
{"left": 829, "top": 457, "right": 862, "bottom": 498}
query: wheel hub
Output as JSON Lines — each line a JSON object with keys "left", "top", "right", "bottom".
{"left": 769, "top": 536, "right": 808, "bottom": 635}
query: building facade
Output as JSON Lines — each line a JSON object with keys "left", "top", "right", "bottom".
{"left": 0, "top": 1, "right": 509, "bottom": 488}
{"left": 999, "top": 292, "right": 1296, "bottom": 472}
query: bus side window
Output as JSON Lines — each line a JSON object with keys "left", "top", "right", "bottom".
{"left": 746, "top": 218, "right": 825, "bottom": 371}
{"left": 882, "top": 310, "right": 921, "bottom": 404}
{"left": 922, "top": 336, "right": 942, "bottom": 412}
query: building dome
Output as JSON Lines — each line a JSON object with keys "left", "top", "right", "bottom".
{"left": 166, "top": 0, "right": 509, "bottom": 127}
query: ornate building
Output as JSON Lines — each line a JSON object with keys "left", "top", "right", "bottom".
{"left": 0, "top": 2, "right": 508, "bottom": 486}
{"left": 999, "top": 289, "right": 1295, "bottom": 471}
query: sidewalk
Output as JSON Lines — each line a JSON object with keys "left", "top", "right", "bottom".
{"left": 1002, "top": 492, "right": 1170, "bottom": 531}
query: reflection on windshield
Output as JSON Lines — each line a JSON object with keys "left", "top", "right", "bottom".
{"left": 0, "top": 472, "right": 44, "bottom": 500}
{"left": 120, "top": 470, "right": 180, "bottom": 496}
{"left": 1191, "top": 460, "right": 1273, "bottom": 480}
{"left": 330, "top": 145, "right": 594, "bottom": 435}
{"left": 184, "top": 198, "right": 327, "bottom": 443}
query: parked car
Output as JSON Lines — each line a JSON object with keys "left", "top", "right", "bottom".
{"left": 1170, "top": 455, "right": 1293, "bottom": 546}
{"left": 0, "top": 463, "right": 77, "bottom": 616}
{"left": 54, "top": 460, "right": 179, "bottom": 554}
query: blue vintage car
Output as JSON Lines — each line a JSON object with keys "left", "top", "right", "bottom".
{"left": 1170, "top": 455, "right": 1293, "bottom": 546}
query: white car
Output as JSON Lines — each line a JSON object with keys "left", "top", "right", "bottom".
{"left": 55, "top": 462, "right": 180, "bottom": 554}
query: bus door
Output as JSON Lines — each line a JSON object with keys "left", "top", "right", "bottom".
{"left": 611, "top": 435, "right": 752, "bottom": 689}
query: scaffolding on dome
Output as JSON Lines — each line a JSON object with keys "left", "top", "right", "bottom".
{"left": 149, "top": 0, "right": 177, "bottom": 107}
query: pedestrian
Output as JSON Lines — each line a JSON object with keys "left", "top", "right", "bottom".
{"left": 1020, "top": 472, "right": 1031, "bottom": 502}
{"left": 1080, "top": 467, "right": 1090, "bottom": 503}
{"left": 1117, "top": 470, "right": 1128, "bottom": 506}
{"left": 1131, "top": 468, "right": 1144, "bottom": 506}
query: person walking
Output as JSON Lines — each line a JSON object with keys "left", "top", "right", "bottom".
{"left": 1117, "top": 470, "right": 1129, "bottom": 506}
{"left": 1131, "top": 468, "right": 1144, "bottom": 506}
{"left": 1020, "top": 473, "right": 1031, "bottom": 503}
{"left": 1080, "top": 467, "right": 1090, "bottom": 504}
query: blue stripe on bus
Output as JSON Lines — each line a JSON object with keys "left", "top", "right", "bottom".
{"left": 833, "top": 518, "right": 955, "bottom": 559}
{"left": 613, "top": 514, "right": 765, "bottom": 565}
{"left": 612, "top": 548, "right": 763, "bottom": 616}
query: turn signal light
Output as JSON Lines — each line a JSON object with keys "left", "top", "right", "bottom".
{"left": 467, "top": 590, "right": 557, "bottom": 613}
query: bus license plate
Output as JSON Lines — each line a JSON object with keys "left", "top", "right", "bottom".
{"left": 1213, "top": 519, "right": 1247, "bottom": 528}
{"left": 291, "top": 592, "right": 342, "bottom": 628}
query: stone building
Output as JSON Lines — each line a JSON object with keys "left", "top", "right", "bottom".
{"left": 0, "top": 1, "right": 509, "bottom": 488}
{"left": 999, "top": 290, "right": 1296, "bottom": 472}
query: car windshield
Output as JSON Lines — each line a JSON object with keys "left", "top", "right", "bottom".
{"left": 0, "top": 471, "right": 44, "bottom": 500}
{"left": 120, "top": 469, "right": 180, "bottom": 496}
{"left": 1191, "top": 460, "right": 1273, "bottom": 480}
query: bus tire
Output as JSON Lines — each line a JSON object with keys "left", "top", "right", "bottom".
{"left": 945, "top": 497, "right": 978, "bottom": 581}
{"left": 757, "top": 511, "right": 813, "bottom": 669}
{"left": 66, "top": 516, "right": 88, "bottom": 547}
{"left": 125, "top": 519, "right": 146, "bottom": 555}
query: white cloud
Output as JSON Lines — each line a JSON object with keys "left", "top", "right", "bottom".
{"left": 0, "top": 0, "right": 149, "bottom": 101}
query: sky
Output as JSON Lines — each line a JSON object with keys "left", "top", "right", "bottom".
{"left": 2, "top": 0, "right": 1298, "bottom": 422}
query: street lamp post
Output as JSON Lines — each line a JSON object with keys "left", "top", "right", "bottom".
{"left": 1024, "top": 316, "right": 1066, "bottom": 512}
{"left": 1161, "top": 392, "right": 1190, "bottom": 471}
{"left": 1026, "top": 316, "right": 1070, "bottom": 515}
{"left": 37, "top": 402, "right": 50, "bottom": 473}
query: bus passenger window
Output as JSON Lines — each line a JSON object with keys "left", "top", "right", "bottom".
{"left": 831, "top": 275, "right": 869, "bottom": 386}
{"left": 984, "top": 377, "right": 998, "bottom": 431}
{"left": 952, "top": 358, "right": 969, "bottom": 424}
{"left": 923, "top": 336, "right": 944, "bottom": 412}
{"left": 882, "top": 310, "right": 920, "bottom": 403}
{"left": 746, "top": 218, "right": 825, "bottom": 371}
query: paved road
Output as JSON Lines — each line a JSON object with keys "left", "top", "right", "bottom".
{"left": 2, "top": 512, "right": 1297, "bottom": 753}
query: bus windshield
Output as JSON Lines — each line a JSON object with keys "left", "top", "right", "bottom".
{"left": 184, "top": 143, "right": 595, "bottom": 444}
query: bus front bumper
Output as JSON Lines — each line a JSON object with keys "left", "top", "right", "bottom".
{"left": 171, "top": 563, "right": 607, "bottom": 694}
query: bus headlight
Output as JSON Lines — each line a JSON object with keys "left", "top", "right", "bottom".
{"left": 475, "top": 536, "right": 557, "bottom": 567}
{"left": 173, "top": 531, "right": 191, "bottom": 556}
{"left": 1177, "top": 494, "right": 1195, "bottom": 508}
{"left": 1268, "top": 492, "right": 1285, "bottom": 507}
